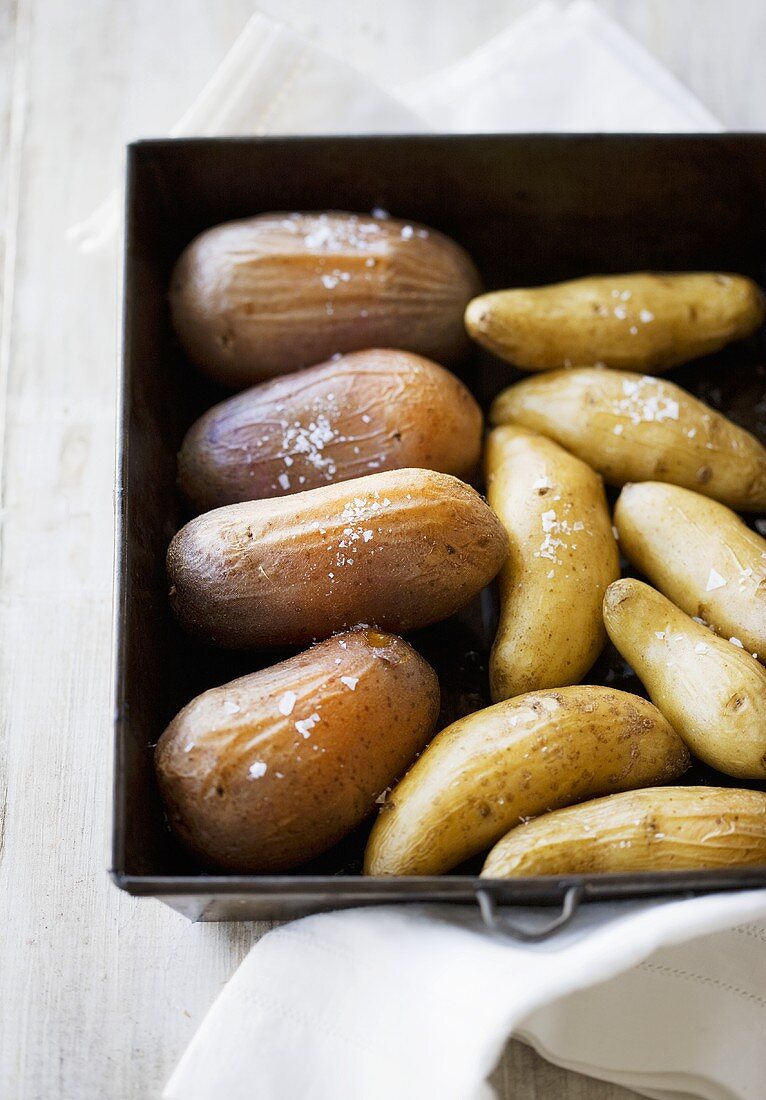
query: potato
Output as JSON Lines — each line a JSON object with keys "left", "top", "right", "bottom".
{"left": 482, "top": 787, "right": 766, "bottom": 877}
{"left": 170, "top": 211, "right": 482, "bottom": 389}
{"left": 614, "top": 482, "right": 766, "bottom": 660}
{"left": 604, "top": 579, "right": 766, "bottom": 778}
{"left": 155, "top": 629, "right": 439, "bottom": 872}
{"left": 178, "top": 349, "right": 483, "bottom": 512}
{"left": 363, "top": 685, "right": 689, "bottom": 876}
{"left": 491, "top": 368, "right": 766, "bottom": 512}
{"left": 465, "top": 272, "right": 764, "bottom": 373}
{"left": 485, "top": 426, "right": 619, "bottom": 700}
{"left": 168, "top": 468, "right": 509, "bottom": 649}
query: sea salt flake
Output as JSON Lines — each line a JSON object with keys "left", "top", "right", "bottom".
{"left": 706, "top": 568, "right": 726, "bottom": 592}
{"left": 639, "top": 309, "right": 654, "bottom": 323}
{"left": 223, "top": 700, "right": 240, "bottom": 715}
{"left": 295, "top": 713, "right": 321, "bottom": 739}
{"left": 248, "top": 762, "right": 267, "bottom": 779}
{"left": 694, "top": 642, "right": 709, "bottom": 654}
{"left": 729, "top": 637, "right": 745, "bottom": 648}
{"left": 655, "top": 631, "right": 667, "bottom": 640}
{"left": 278, "top": 691, "right": 298, "bottom": 716}
{"left": 278, "top": 473, "right": 290, "bottom": 491}
{"left": 340, "top": 676, "right": 359, "bottom": 691}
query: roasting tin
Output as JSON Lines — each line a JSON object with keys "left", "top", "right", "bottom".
{"left": 113, "top": 134, "right": 766, "bottom": 930}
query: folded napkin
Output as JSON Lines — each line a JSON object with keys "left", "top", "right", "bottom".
{"left": 88, "top": 3, "right": 762, "bottom": 1097}
{"left": 164, "top": 892, "right": 766, "bottom": 1100}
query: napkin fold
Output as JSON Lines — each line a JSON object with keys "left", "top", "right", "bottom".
{"left": 92, "top": 3, "right": 763, "bottom": 1098}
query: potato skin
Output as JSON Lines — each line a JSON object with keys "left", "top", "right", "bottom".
{"left": 363, "top": 686, "right": 689, "bottom": 876}
{"left": 155, "top": 629, "right": 439, "bottom": 872}
{"left": 482, "top": 787, "right": 766, "bottom": 877}
{"left": 465, "top": 272, "right": 764, "bottom": 373}
{"left": 604, "top": 579, "right": 766, "bottom": 778}
{"left": 170, "top": 211, "right": 482, "bottom": 388}
{"left": 491, "top": 368, "right": 766, "bottom": 512}
{"left": 178, "top": 349, "right": 483, "bottom": 512}
{"left": 614, "top": 481, "right": 766, "bottom": 660}
{"left": 486, "top": 426, "right": 619, "bottom": 700}
{"left": 167, "top": 468, "right": 509, "bottom": 649}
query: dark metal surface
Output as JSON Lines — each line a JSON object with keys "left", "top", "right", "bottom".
{"left": 114, "top": 134, "right": 766, "bottom": 922}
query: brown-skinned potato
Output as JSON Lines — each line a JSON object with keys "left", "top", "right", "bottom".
{"left": 170, "top": 211, "right": 482, "bottom": 389}
{"left": 155, "top": 629, "right": 440, "bottom": 872}
{"left": 178, "top": 349, "right": 483, "bottom": 512}
{"left": 491, "top": 367, "right": 766, "bottom": 511}
{"left": 363, "top": 686, "right": 689, "bottom": 877}
{"left": 482, "top": 787, "right": 766, "bottom": 877}
{"left": 614, "top": 481, "right": 766, "bottom": 660}
{"left": 465, "top": 272, "right": 764, "bottom": 374}
{"left": 167, "top": 468, "right": 509, "bottom": 649}
{"left": 485, "top": 426, "right": 619, "bottom": 700}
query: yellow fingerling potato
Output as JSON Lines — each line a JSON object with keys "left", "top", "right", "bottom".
{"left": 485, "top": 426, "right": 619, "bottom": 701}
{"left": 482, "top": 787, "right": 766, "bottom": 877}
{"left": 363, "top": 686, "right": 689, "bottom": 876}
{"left": 604, "top": 579, "right": 766, "bottom": 779}
{"left": 491, "top": 368, "right": 766, "bottom": 512}
{"left": 614, "top": 482, "right": 766, "bottom": 660}
{"left": 465, "top": 272, "right": 764, "bottom": 373}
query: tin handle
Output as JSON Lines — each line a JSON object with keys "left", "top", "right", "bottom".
{"left": 475, "top": 884, "right": 583, "bottom": 942}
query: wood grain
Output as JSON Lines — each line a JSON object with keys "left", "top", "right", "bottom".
{"left": 1, "top": 2, "right": 765, "bottom": 1097}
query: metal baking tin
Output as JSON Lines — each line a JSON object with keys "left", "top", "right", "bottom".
{"left": 113, "top": 135, "right": 766, "bottom": 927}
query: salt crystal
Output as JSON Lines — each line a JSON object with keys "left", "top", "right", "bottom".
{"left": 278, "top": 691, "right": 298, "bottom": 716}
{"left": 278, "top": 473, "right": 290, "bottom": 491}
{"left": 248, "top": 762, "right": 267, "bottom": 779}
{"left": 341, "top": 676, "right": 359, "bottom": 691}
{"left": 223, "top": 700, "right": 240, "bottom": 715}
{"left": 639, "top": 309, "right": 654, "bottom": 323}
{"left": 613, "top": 424, "right": 624, "bottom": 435}
{"left": 729, "top": 637, "right": 745, "bottom": 648}
{"left": 694, "top": 642, "right": 709, "bottom": 654}
{"left": 655, "top": 631, "right": 666, "bottom": 640}
{"left": 706, "top": 568, "right": 726, "bottom": 591}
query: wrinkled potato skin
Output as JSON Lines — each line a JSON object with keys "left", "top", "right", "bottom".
{"left": 363, "top": 686, "right": 689, "bottom": 876}
{"left": 482, "top": 787, "right": 766, "bottom": 877}
{"left": 170, "top": 211, "right": 482, "bottom": 388}
{"left": 465, "top": 272, "right": 764, "bottom": 373}
{"left": 604, "top": 579, "right": 766, "bottom": 778}
{"left": 486, "top": 426, "right": 619, "bottom": 700}
{"left": 178, "top": 349, "right": 483, "bottom": 513}
{"left": 168, "top": 468, "right": 509, "bottom": 649}
{"left": 491, "top": 368, "right": 766, "bottom": 511}
{"left": 155, "top": 630, "right": 439, "bottom": 872}
{"left": 614, "top": 482, "right": 766, "bottom": 659}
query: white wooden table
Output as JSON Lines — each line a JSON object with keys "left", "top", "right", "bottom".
{"left": 2, "top": 2, "right": 765, "bottom": 1097}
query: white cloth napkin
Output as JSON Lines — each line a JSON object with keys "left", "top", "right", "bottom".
{"left": 91, "top": 3, "right": 763, "bottom": 1097}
